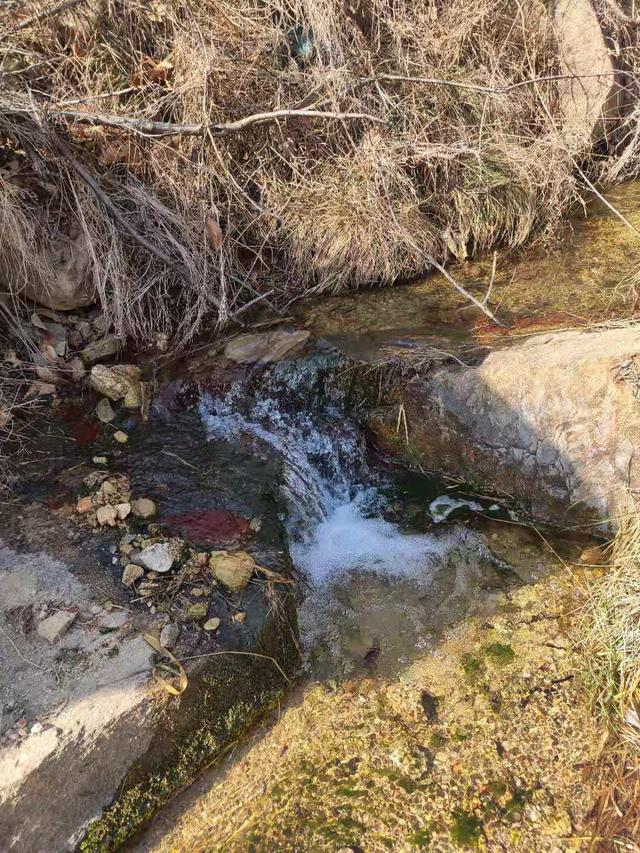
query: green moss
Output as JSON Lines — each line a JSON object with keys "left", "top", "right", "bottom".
{"left": 80, "top": 594, "right": 300, "bottom": 852}
{"left": 429, "top": 731, "right": 447, "bottom": 748}
{"left": 451, "top": 811, "right": 483, "bottom": 847}
{"left": 461, "top": 652, "right": 485, "bottom": 679}
{"left": 410, "top": 826, "right": 433, "bottom": 847}
{"left": 80, "top": 687, "right": 286, "bottom": 852}
{"left": 503, "top": 787, "right": 533, "bottom": 816}
{"left": 485, "top": 643, "right": 515, "bottom": 665}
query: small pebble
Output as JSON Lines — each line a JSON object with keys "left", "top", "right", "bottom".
{"left": 113, "top": 430, "right": 128, "bottom": 444}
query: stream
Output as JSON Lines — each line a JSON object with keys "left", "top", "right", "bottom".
{"left": 5, "top": 181, "right": 638, "bottom": 851}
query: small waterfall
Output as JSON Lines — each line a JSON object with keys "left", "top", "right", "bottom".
{"left": 199, "top": 356, "right": 464, "bottom": 585}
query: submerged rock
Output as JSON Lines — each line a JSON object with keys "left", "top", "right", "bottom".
{"left": 37, "top": 610, "right": 76, "bottom": 643}
{"left": 209, "top": 551, "right": 255, "bottom": 591}
{"left": 159, "top": 622, "right": 180, "bottom": 649}
{"left": 122, "top": 564, "right": 144, "bottom": 587}
{"left": 224, "top": 329, "right": 310, "bottom": 364}
{"left": 132, "top": 498, "right": 157, "bottom": 519}
{"left": 136, "top": 542, "right": 177, "bottom": 574}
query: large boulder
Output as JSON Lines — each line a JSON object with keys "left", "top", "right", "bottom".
{"left": 367, "top": 326, "right": 640, "bottom": 531}
{"left": 554, "top": 0, "right": 620, "bottom": 144}
{"left": 24, "top": 231, "right": 97, "bottom": 311}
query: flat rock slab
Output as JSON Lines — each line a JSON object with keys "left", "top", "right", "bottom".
{"left": 366, "top": 325, "right": 640, "bottom": 531}
{"left": 224, "top": 329, "right": 310, "bottom": 364}
{"left": 0, "top": 542, "right": 159, "bottom": 852}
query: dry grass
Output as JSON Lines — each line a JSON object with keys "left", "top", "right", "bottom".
{"left": 582, "top": 515, "right": 640, "bottom": 849}
{"left": 1, "top": 0, "right": 637, "bottom": 346}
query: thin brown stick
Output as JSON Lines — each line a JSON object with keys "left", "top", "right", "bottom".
{"left": 366, "top": 71, "right": 627, "bottom": 96}
{"left": 51, "top": 108, "right": 385, "bottom": 138}
{"left": 177, "top": 650, "right": 291, "bottom": 683}
{"left": 426, "top": 254, "right": 504, "bottom": 326}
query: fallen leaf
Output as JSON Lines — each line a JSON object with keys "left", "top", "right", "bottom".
{"left": 206, "top": 217, "right": 224, "bottom": 250}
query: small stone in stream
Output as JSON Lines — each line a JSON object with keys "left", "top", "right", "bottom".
{"left": 203, "top": 617, "right": 221, "bottom": 632}
{"left": 81, "top": 335, "right": 123, "bottom": 364}
{"left": 99, "top": 610, "right": 128, "bottom": 630}
{"left": 136, "top": 541, "right": 176, "bottom": 573}
{"left": 208, "top": 551, "right": 255, "bottom": 592}
{"left": 186, "top": 603, "right": 208, "bottom": 622}
{"left": 419, "top": 690, "right": 439, "bottom": 722}
{"left": 113, "top": 430, "right": 128, "bottom": 444}
{"left": 90, "top": 363, "right": 142, "bottom": 407}
{"left": 37, "top": 610, "right": 76, "bottom": 643}
{"left": 131, "top": 498, "right": 156, "bottom": 520}
{"left": 115, "top": 502, "right": 131, "bottom": 520}
{"left": 96, "top": 504, "right": 117, "bottom": 526}
{"left": 96, "top": 398, "right": 115, "bottom": 423}
{"left": 122, "top": 564, "right": 144, "bottom": 587}
{"left": 159, "top": 622, "right": 180, "bottom": 649}
{"left": 76, "top": 496, "right": 93, "bottom": 514}
{"left": 233, "top": 611, "right": 247, "bottom": 624}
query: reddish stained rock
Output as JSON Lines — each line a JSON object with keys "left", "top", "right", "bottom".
{"left": 163, "top": 509, "right": 250, "bottom": 548}
{"left": 59, "top": 402, "right": 102, "bottom": 445}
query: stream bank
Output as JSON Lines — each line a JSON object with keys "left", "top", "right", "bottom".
{"left": 0, "top": 330, "right": 615, "bottom": 851}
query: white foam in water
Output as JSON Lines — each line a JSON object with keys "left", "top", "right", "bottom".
{"left": 199, "top": 382, "right": 459, "bottom": 586}
{"left": 291, "top": 492, "right": 451, "bottom": 583}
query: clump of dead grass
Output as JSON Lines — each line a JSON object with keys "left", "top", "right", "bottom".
{"left": 0, "top": 0, "right": 580, "bottom": 343}
{"left": 0, "top": 0, "right": 638, "bottom": 347}
{"left": 581, "top": 513, "right": 640, "bottom": 848}
{"left": 583, "top": 516, "right": 640, "bottom": 739}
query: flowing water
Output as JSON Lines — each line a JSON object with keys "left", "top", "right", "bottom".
{"left": 199, "top": 354, "right": 529, "bottom": 678}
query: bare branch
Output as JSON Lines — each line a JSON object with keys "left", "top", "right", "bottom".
{"left": 426, "top": 255, "right": 504, "bottom": 327}
{"left": 52, "top": 107, "right": 386, "bottom": 138}
{"left": 365, "top": 71, "right": 627, "bottom": 96}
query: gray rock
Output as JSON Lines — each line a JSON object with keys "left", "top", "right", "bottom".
{"left": 95, "top": 398, "right": 115, "bottom": 423}
{"left": 136, "top": 542, "right": 175, "bottom": 574}
{"left": 81, "top": 336, "right": 123, "bottom": 364}
{"left": 99, "top": 610, "right": 129, "bottom": 630}
{"left": 555, "top": 0, "right": 619, "bottom": 145}
{"left": 37, "top": 610, "right": 77, "bottom": 643}
{"left": 368, "top": 326, "right": 640, "bottom": 532}
{"left": 159, "top": 622, "right": 180, "bottom": 649}
{"left": 224, "top": 329, "right": 310, "bottom": 364}
{"left": 22, "top": 232, "right": 96, "bottom": 311}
